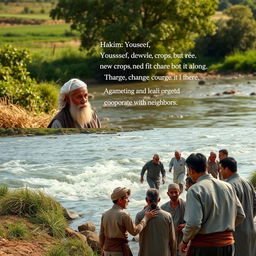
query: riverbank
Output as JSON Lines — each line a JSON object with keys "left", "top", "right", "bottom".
{"left": 0, "top": 187, "right": 98, "bottom": 256}
{"left": 0, "top": 127, "right": 147, "bottom": 137}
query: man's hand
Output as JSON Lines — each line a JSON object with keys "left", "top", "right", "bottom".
{"left": 140, "top": 177, "right": 144, "bottom": 183}
{"left": 176, "top": 223, "right": 185, "bottom": 232}
{"left": 145, "top": 209, "right": 158, "bottom": 220}
{"left": 179, "top": 241, "right": 188, "bottom": 254}
{"left": 169, "top": 168, "right": 172, "bottom": 172}
{"left": 162, "top": 177, "right": 165, "bottom": 184}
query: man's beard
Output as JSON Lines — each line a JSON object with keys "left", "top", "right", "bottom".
{"left": 69, "top": 100, "right": 93, "bottom": 127}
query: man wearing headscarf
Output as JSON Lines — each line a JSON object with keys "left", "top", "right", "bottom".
{"left": 99, "top": 187, "right": 157, "bottom": 256}
{"left": 48, "top": 78, "right": 101, "bottom": 128}
{"left": 136, "top": 188, "right": 177, "bottom": 256}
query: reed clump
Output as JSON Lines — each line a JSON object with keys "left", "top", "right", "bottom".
{"left": 0, "top": 99, "right": 56, "bottom": 128}
{"left": 249, "top": 171, "right": 256, "bottom": 190}
{"left": 46, "top": 238, "right": 94, "bottom": 256}
{"left": 0, "top": 186, "right": 67, "bottom": 238}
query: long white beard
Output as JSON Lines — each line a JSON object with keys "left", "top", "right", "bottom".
{"left": 69, "top": 101, "right": 93, "bottom": 127}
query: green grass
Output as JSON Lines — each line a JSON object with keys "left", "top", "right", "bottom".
{"left": 7, "top": 222, "right": 30, "bottom": 240}
{"left": 249, "top": 171, "right": 256, "bottom": 189}
{"left": 210, "top": 50, "right": 256, "bottom": 72}
{"left": 0, "top": 187, "right": 68, "bottom": 238}
{"left": 0, "top": 221, "right": 31, "bottom": 240}
{"left": 0, "top": 24, "right": 79, "bottom": 47}
{"left": 0, "top": 13, "right": 50, "bottom": 20}
{"left": 46, "top": 238, "right": 94, "bottom": 256}
{"left": 0, "top": 185, "right": 8, "bottom": 197}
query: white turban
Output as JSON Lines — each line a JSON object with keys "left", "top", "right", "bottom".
{"left": 58, "top": 78, "right": 87, "bottom": 110}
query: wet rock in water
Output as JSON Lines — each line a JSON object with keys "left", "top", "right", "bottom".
{"left": 78, "top": 222, "right": 96, "bottom": 232}
{"left": 63, "top": 208, "right": 80, "bottom": 220}
{"left": 80, "top": 230, "right": 101, "bottom": 253}
{"left": 250, "top": 92, "right": 256, "bottom": 96}
{"left": 198, "top": 80, "right": 206, "bottom": 85}
{"left": 103, "top": 117, "right": 110, "bottom": 121}
{"left": 65, "top": 228, "right": 87, "bottom": 244}
{"left": 223, "top": 90, "right": 236, "bottom": 95}
{"left": 215, "top": 93, "right": 222, "bottom": 96}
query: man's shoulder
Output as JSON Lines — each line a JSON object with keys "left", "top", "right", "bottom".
{"left": 158, "top": 208, "right": 173, "bottom": 220}
{"left": 161, "top": 201, "right": 170, "bottom": 209}
{"left": 179, "top": 198, "right": 186, "bottom": 206}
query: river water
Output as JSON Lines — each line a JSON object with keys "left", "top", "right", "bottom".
{"left": 0, "top": 128, "right": 256, "bottom": 254}
{"left": 90, "top": 77, "right": 256, "bottom": 128}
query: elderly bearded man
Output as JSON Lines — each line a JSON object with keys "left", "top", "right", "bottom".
{"left": 48, "top": 78, "right": 101, "bottom": 128}
{"left": 99, "top": 187, "right": 157, "bottom": 256}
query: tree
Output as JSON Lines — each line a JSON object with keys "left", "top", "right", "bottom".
{"left": 50, "top": 0, "right": 217, "bottom": 78}
{"left": 195, "top": 5, "right": 256, "bottom": 58}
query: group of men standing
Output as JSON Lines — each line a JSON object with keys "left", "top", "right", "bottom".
{"left": 140, "top": 149, "right": 230, "bottom": 191}
{"left": 99, "top": 152, "right": 256, "bottom": 256}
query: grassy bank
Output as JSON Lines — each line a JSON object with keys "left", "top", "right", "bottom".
{"left": 0, "top": 127, "right": 145, "bottom": 137}
{"left": 210, "top": 50, "right": 256, "bottom": 73}
{"left": 0, "top": 186, "right": 96, "bottom": 255}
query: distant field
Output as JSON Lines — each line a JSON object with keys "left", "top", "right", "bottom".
{"left": 0, "top": 13, "right": 50, "bottom": 20}
{"left": 0, "top": 2, "right": 55, "bottom": 16}
{"left": 0, "top": 24, "right": 80, "bottom": 48}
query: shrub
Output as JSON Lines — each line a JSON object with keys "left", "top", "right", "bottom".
{"left": 0, "top": 45, "right": 58, "bottom": 113}
{"left": 47, "top": 238, "right": 94, "bottom": 256}
{"left": 210, "top": 50, "right": 256, "bottom": 72}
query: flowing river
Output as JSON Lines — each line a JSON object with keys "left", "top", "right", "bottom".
{"left": 90, "top": 77, "right": 256, "bottom": 128}
{"left": 0, "top": 127, "right": 256, "bottom": 254}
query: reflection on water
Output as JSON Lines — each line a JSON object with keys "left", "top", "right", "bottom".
{"left": 89, "top": 78, "right": 256, "bottom": 128}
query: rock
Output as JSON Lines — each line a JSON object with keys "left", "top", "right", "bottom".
{"left": 80, "top": 230, "right": 101, "bottom": 253}
{"left": 78, "top": 222, "right": 96, "bottom": 232}
{"left": 198, "top": 80, "right": 206, "bottom": 85}
{"left": 250, "top": 92, "right": 256, "bottom": 96}
{"left": 102, "top": 117, "right": 110, "bottom": 121}
{"left": 223, "top": 90, "right": 236, "bottom": 95}
{"left": 215, "top": 93, "right": 221, "bottom": 96}
{"left": 65, "top": 228, "right": 87, "bottom": 244}
{"left": 88, "top": 94, "right": 94, "bottom": 99}
{"left": 63, "top": 208, "right": 80, "bottom": 220}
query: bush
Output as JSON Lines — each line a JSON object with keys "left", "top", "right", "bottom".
{"left": 36, "top": 83, "right": 58, "bottom": 112}
{"left": 0, "top": 45, "right": 58, "bottom": 112}
{"left": 47, "top": 238, "right": 94, "bottom": 256}
{"left": 210, "top": 50, "right": 256, "bottom": 72}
